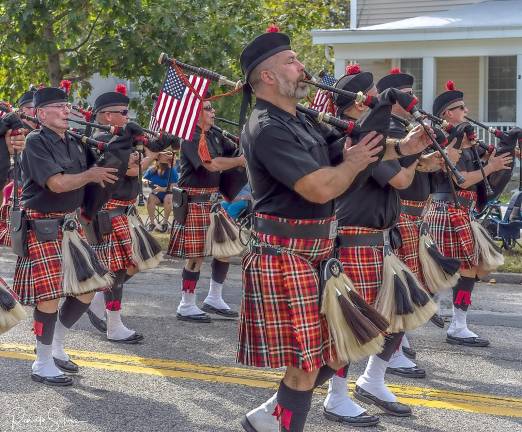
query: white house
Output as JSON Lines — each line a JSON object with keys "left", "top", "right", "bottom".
{"left": 312, "top": 0, "right": 522, "bottom": 143}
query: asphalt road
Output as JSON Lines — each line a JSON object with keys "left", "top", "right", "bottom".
{"left": 0, "top": 246, "right": 521, "bottom": 432}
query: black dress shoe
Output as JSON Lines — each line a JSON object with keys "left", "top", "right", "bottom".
{"left": 176, "top": 313, "right": 212, "bottom": 323}
{"left": 201, "top": 303, "right": 239, "bottom": 318}
{"left": 323, "top": 409, "right": 380, "bottom": 426}
{"left": 54, "top": 358, "right": 79, "bottom": 374}
{"left": 430, "top": 313, "right": 445, "bottom": 329}
{"left": 107, "top": 332, "right": 144, "bottom": 344}
{"left": 31, "top": 373, "right": 73, "bottom": 386}
{"left": 446, "top": 334, "right": 490, "bottom": 347}
{"left": 87, "top": 309, "right": 107, "bottom": 333}
{"left": 353, "top": 386, "right": 412, "bottom": 417}
{"left": 402, "top": 346, "right": 416, "bottom": 360}
{"left": 240, "top": 416, "right": 257, "bottom": 432}
{"left": 386, "top": 366, "right": 426, "bottom": 378}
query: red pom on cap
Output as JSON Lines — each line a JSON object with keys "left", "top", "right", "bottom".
{"left": 266, "top": 23, "right": 280, "bottom": 33}
{"left": 346, "top": 64, "right": 361, "bottom": 75}
{"left": 115, "top": 84, "right": 127, "bottom": 96}
{"left": 59, "top": 80, "right": 72, "bottom": 95}
{"left": 446, "top": 80, "right": 456, "bottom": 91}
{"left": 389, "top": 67, "right": 401, "bottom": 74}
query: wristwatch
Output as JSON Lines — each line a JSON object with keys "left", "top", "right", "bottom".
{"left": 394, "top": 138, "right": 404, "bottom": 157}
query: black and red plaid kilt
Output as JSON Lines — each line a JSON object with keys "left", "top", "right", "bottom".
{"left": 424, "top": 190, "right": 478, "bottom": 270}
{"left": 0, "top": 200, "right": 11, "bottom": 246}
{"left": 336, "top": 226, "right": 386, "bottom": 306}
{"left": 13, "top": 209, "right": 104, "bottom": 306}
{"left": 167, "top": 187, "right": 219, "bottom": 259}
{"left": 395, "top": 199, "right": 428, "bottom": 285}
{"left": 91, "top": 198, "right": 137, "bottom": 273}
{"left": 237, "top": 213, "right": 336, "bottom": 371}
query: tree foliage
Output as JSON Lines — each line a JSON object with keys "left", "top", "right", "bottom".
{"left": 0, "top": 0, "right": 348, "bottom": 125}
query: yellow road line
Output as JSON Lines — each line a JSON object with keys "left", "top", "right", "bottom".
{"left": 1, "top": 343, "right": 521, "bottom": 418}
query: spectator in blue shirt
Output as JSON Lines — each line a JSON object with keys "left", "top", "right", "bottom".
{"left": 144, "top": 154, "right": 179, "bottom": 232}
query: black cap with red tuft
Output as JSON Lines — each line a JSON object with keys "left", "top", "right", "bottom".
{"left": 93, "top": 83, "right": 130, "bottom": 113}
{"left": 59, "top": 80, "right": 72, "bottom": 96}
{"left": 432, "top": 80, "right": 464, "bottom": 117}
{"left": 333, "top": 63, "right": 374, "bottom": 113}
{"left": 376, "top": 67, "right": 414, "bottom": 92}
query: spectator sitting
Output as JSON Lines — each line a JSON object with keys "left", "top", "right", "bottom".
{"left": 221, "top": 183, "right": 252, "bottom": 220}
{"left": 144, "top": 155, "right": 179, "bottom": 232}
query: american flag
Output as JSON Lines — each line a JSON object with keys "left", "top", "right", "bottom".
{"left": 148, "top": 112, "right": 160, "bottom": 133}
{"left": 310, "top": 72, "right": 336, "bottom": 114}
{"left": 153, "top": 66, "right": 209, "bottom": 140}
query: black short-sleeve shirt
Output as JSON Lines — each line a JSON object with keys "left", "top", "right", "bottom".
{"left": 336, "top": 160, "right": 401, "bottom": 229}
{"left": 432, "top": 146, "right": 478, "bottom": 193}
{"left": 242, "top": 99, "right": 334, "bottom": 219}
{"left": 177, "top": 126, "right": 237, "bottom": 188}
{"left": 93, "top": 131, "right": 138, "bottom": 201}
{"left": 21, "top": 127, "right": 88, "bottom": 213}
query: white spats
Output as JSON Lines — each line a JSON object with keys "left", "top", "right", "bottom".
{"left": 244, "top": 393, "right": 278, "bottom": 432}
{"left": 448, "top": 307, "right": 478, "bottom": 339}
{"left": 177, "top": 291, "right": 206, "bottom": 316}
{"left": 32, "top": 341, "right": 63, "bottom": 378}
{"left": 356, "top": 355, "right": 397, "bottom": 403}
{"left": 324, "top": 375, "right": 366, "bottom": 417}
{"left": 388, "top": 349, "right": 416, "bottom": 369}
{"left": 52, "top": 318, "right": 70, "bottom": 362}
{"left": 107, "top": 310, "right": 136, "bottom": 340}
{"left": 89, "top": 291, "right": 106, "bottom": 320}
{"left": 402, "top": 334, "right": 411, "bottom": 349}
{"left": 203, "top": 280, "right": 232, "bottom": 311}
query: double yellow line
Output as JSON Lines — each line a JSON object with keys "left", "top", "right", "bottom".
{"left": 1, "top": 343, "right": 521, "bottom": 418}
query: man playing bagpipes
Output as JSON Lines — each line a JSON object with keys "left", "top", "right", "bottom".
{"left": 167, "top": 94, "right": 245, "bottom": 323}
{"left": 12, "top": 87, "right": 120, "bottom": 386}
{"left": 85, "top": 85, "right": 163, "bottom": 344}
{"left": 374, "top": 69, "right": 462, "bottom": 375}
{"left": 237, "top": 29, "right": 397, "bottom": 432}
{"left": 0, "top": 89, "right": 38, "bottom": 247}
{"left": 425, "top": 82, "right": 513, "bottom": 348}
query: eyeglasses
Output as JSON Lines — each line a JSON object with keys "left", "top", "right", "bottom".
{"left": 44, "top": 103, "right": 72, "bottom": 110}
{"left": 101, "top": 109, "right": 129, "bottom": 116}
{"left": 448, "top": 104, "right": 466, "bottom": 111}
{"left": 202, "top": 106, "right": 214, "bottom": 112}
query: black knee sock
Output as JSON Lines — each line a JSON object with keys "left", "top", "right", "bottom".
{"left": 60, "top": 297, "right": 91, "bottom": 329}
{"left": 453, "top": 276, "right": 475, "bottom": 311}
{"left": 378, "top": 332, "right": 404, "bottom": 361}
{"left": 336, "top": 364, "right": 350, "bottom": 379}
{"left": 313, "top": 365, "right": 337, "bottom": 388}
{"left": 211, "top": 258, "right": 229, "bottom": 284}
{"left": 182, "top": 268, "right": 200, "bottom": 293}
{"left": 275, "top": 381, "right": 313, "bottom": 432}
{"left": 105, "top": 270, "right": 126, "bottom": 311}
{"left": 33, "top": 309, "right": 58, "bottom": 345}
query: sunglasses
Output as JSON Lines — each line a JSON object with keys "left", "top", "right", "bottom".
{"left": 448, "top": 104, "right": 466, "bottom": 111}
{"left": 101, "top": 109, "right": 129, "bottom": 116}
{"left": 44, "top": 103, "right": 72, "bottom": 110}
{"left": 202, "top": 105, "right": 214, "bottom": 112}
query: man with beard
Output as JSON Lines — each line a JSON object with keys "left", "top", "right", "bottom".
{"left": 167, "top": 96, "right": 245, "bottom": 322}
{"left": 238, "top": 29, "right": 386, "bottom": 432}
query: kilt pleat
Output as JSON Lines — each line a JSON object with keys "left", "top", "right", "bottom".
{"left": 13, "top": 209, "right": 106, "bottom": 305}
{"left": 424, "top": 190, "right": 478, "bottom": 270}
{"left": 167, "top": 187, "right": 219, "bottom": 259}
{"left": 0, "top": 201, "right": 11, "bottom": 247}
{"left": 237, "top": 213, "right": 336, "bottom": 371}
{"left": 336, "top": 226, "right": 384, "bottom": 306}
{"left": 91, "top": 199, "right": 136, "bottom": 272}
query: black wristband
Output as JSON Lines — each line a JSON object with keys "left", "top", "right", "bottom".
{"left": 394, "top": 139, "right": 404, "bottom": 157}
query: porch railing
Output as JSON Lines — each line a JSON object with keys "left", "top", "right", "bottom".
{"left": 474, "top": 123, "right": 516, "bottom": 146}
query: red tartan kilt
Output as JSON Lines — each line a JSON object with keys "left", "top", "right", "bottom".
{"left": 237, "top": 213, "right": 336, "bottom": 371}
{"left": 13, "top": 209, "right": 104, "bottom": 305}
{"left": 91, "top": 199, "right": 136, "bottom": 272}
{"left": 395, "top": 199, "right": 427, "bottom": 285}
{"left": 337, "top": 226, "right": 384, "bottom": 306}
{"left": 0, "top": 201, "right": 11, "bottom": 246}
{"left": 424, "top": 190, "right": 478, "bottom": 270}
{"left": 167, "top": 187, "right": 218, "bottom": 259}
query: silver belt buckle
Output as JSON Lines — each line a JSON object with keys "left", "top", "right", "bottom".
{"left": 210, "top": 192, "right": 220, "bottom": 202}
{"left": 328, "top": 220, "right": 338, "bottom": 240}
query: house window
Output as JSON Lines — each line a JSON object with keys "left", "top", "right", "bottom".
{"left": 487, "top": 56, "right": 516, "bottom": 123}
{"left": 400, "top": 58, "right": 422, "bottom": 104}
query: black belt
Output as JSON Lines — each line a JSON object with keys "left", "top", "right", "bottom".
{"left": 431, "top": 193, "right": 473, "bottom": 208}
{"left": 254, "top": 216, "right": 337, "bottom": 240}
{"left": 400, "top": 204, "right": 425, "bottom": 217}
{"left": 28, "top": 217, "right": 65, "bottom": 229}
{"left": 188, "top": 193, "right": 217, "bottom": 203}
{"left": 337, "top": 229, "right": 389, "bottom": 247}
{"left": 251, "top": 245, "right": 282, "bottom": 256}
{"left": 107, "top": 206, "right": 129, "bottom": 218}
